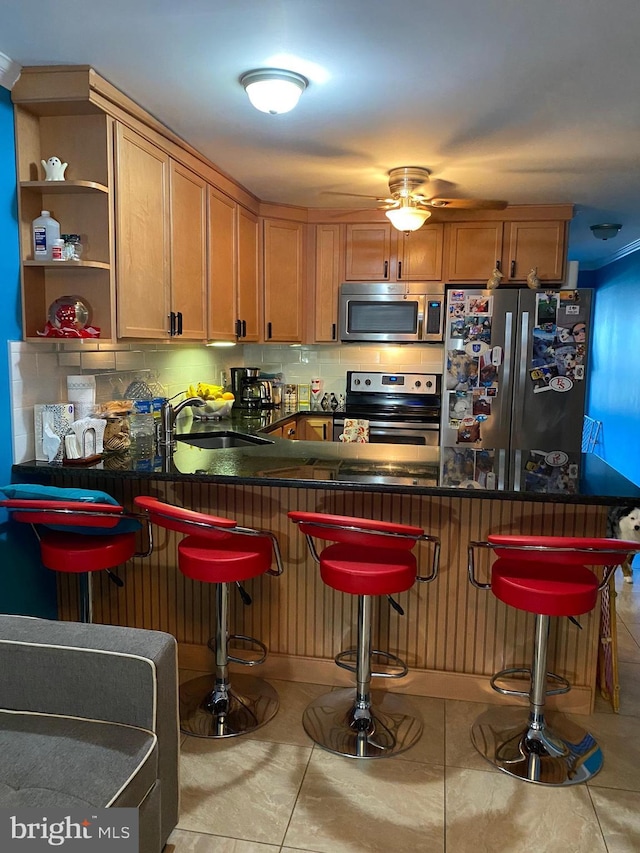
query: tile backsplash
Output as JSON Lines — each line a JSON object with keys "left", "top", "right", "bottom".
{"left": 9, "top": 340, "right": 443, "bottom": 463}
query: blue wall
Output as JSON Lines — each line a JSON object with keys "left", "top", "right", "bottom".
{"left": 586, "top": 251, "right": 640, "bottom": 486}
{"left": 0, "top": 84, "right": 57, "bottom": 617}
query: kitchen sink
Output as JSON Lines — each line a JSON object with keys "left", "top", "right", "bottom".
{"left": 176, "top": 431, "right": 274, "bottom": 450}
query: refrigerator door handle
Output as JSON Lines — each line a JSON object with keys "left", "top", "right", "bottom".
{"left": 515, "top": 311, "right": 530, "bottom": 431}
{"left": 513, "top": 450, "right": 522, "bottom": 491}
{"left": 497, "top": 449, "right": 507, "bottom": 490}
{"left": 503, "top": 311, "right": 514, "bottom": 390}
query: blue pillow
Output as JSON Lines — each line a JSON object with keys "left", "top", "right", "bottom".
{"left": 0, "top": 484, "right": 141, "bottom": 535}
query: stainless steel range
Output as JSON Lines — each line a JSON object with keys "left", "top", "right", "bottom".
{"left": 333, "top": 371, "right": 441, "bottom": 445}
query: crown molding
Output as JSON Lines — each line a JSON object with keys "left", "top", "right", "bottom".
{"left": 577, "top": 238, "right": 640, "bottom": 271}
{"left": 0, "top": 52, "right": 21, "bottom": 90}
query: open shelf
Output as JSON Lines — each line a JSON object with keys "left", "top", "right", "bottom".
{"left": 24, "top": 260, "right": 110, "bottom": 270}
{"left": 20, "top": 180, "right": 109, "bottom": 194}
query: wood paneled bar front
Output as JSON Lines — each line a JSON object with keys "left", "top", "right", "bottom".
{"left": 28, "top": 469, "right": 612, "bottom": 715}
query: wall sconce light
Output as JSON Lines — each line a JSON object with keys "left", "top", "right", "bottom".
{"left": 240, "top": 68, "right": 308, "bottom": 114}
{"left": 385, "top": 201, "right": 431, "bottom": 233}
{"left": 590, "top": 223, "right": 622, "bottom": 241}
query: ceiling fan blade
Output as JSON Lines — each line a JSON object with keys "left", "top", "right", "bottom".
{"left": 322, "top": 190, "right": 389, "bottom": 202}
{"left": 428, "top": 198, "right": 508, "bottom": 210}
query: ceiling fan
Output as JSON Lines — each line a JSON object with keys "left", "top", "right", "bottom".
{"left": 328, "top": 166, "right": 508, "bottom": 232}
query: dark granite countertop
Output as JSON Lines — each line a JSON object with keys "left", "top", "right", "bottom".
{"left": 12, "top": 407, "right": 640, "bottom": 505}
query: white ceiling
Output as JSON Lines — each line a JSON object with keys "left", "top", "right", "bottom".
{"left": 2, "top": 0, "right": 639, "bottom": 269}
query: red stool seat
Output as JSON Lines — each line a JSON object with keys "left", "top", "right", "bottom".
{"left": 178, "top": 534, "right": 274, "bottom": 583}
{"left": 134, "top": 495, "right": 282, "bottom": 739}
{"left": 491, "top": 558, "right": 599, "bottom": 616}
{"left": 40, "top": 530, "right": 137, "bottom": 574}
{"left": 320, "top": 544, "right": 417, "bottom": 596}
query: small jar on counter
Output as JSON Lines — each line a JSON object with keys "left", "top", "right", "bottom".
{"left": 62, "top": 234, "right": 83, "bottom": 261}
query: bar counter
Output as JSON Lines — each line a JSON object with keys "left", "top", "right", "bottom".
{"left": 11, "top": 410, "right": 639, "bottom": 715}
{"left": 12, "top": 408, "right": 640, "bottom": 504}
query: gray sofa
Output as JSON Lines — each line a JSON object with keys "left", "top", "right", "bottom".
{"left": 0, "top": 614, "right": 179, "bottom": 853}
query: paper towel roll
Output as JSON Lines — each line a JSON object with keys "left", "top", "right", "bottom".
{"left": 67, "top": 374, "right": 96, "bottom": 403}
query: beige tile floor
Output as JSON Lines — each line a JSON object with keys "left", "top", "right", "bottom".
{"left": 167, "top": 574, "right": 640, "bottom": 852}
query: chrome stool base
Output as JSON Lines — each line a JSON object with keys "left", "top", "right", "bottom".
{"left": 471, "top": 707, "right": 603, "bottom": 786}
{"left": 302, "top": 688, "right": 423, "bottom": 759}
{"left": 179, "top": 673, "right": 279, "bottom": 738}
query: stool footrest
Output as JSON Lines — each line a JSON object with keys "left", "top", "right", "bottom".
{"left": 207, "top": 633, "right": 268, "bottom": 667}
{"left": 490, "top": 667, "right": 571, "bottom": 697}
{"left": 335, "top": 648, "right": 408, "bottom": 679}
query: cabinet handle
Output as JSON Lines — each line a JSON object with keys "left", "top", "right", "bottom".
{"left": 287, "top": 427, "right": 296, "bottom": 437}
{"left": 235, "top": 319, "right": 242, "bottom": 338}
{"left": 384, "top": 260, "right": 388, "bottom": 278}
{"left": 267, "top": 321, "right": 272, "bottom": 339}
{"left": 496, "top": 259, "right": 501, "bottom": 271}
{"left": 398, "top": 260, "right": 402, "bottom": 279}
{"left": 510, "top": 260, "right": 516, "bottom": 278}
{"left": 177, "top": 311, "right": 183, "bottom": 335}
{"left": 242, "top": 320, "right": 247, "bottom": 338}
{"left": 168, "top": 312, "right": 176, "bottom": 336}
{"left": 332, "top": 322, "right": 336, "bottom": 341}
{"left": 322, "top": 422, "right": 327, "bottom": 440}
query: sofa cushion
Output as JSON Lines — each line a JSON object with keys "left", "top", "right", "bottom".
{"left": 0, "top": 710, "right": 158, "bottom": 810}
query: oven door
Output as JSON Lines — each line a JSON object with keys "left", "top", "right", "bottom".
{"left": 334, "top": 418, "right": 439, "bottom": 446}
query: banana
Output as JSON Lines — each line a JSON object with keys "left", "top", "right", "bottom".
{"left": 186, "top": 382, "right": 234, "bottom": 401}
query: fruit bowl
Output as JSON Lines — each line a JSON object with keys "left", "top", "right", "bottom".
{"left": 192, "top": 398, "right": 234, "bottom": 420}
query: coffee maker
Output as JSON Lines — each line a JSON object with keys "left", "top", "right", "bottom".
{"left": 230, "top": 367, "right": 273, "bottom": 410}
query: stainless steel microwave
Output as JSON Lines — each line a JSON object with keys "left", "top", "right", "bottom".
{"left": 339, "top": 282, "right": 444, "bottom": 343}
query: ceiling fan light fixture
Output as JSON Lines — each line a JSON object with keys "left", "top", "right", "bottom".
{"left": 240, "top": 68, "right": 308, "bottom": 114}
{"left": 385, "top": 204, "right": 431, "bottom": 232}
{"left": 590, "top": 223, "right": 622, "bottom": 241}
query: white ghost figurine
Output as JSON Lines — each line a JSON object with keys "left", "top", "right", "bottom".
{"left": 41, "top": 156, "right": 68, "bottom": 181}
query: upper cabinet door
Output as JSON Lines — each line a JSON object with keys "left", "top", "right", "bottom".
{"left": 115, "top": 124, "right": 171, "bottom": 338}
{"left": 263, "top": 218, "right": 304, "bottom": 343}
{"left": 207, "top": 185, "right": 237, "bottom": 341}
{"left": 236, "top": 206, "right": 260, "bottom": 342}
{"left": 444, "top": 221, "right": 504, "bottom": 282}
{"left": 506, "top": 220, "right": 566, "bottom": 282}
{"left": 314, "top": 224, "right": 343, "bottom": 342}
{"left": 169, "top": 161, "right": 207, "bottom": 340}
{"left": 397, "top": 224, "right": 444, "bottom": 280}
{"left": 344, "top": 223, "right": 392, "bottom": 280}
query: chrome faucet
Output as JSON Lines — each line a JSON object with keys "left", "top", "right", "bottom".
{"left": 157, "top": 395, "right": 205, "bottom": 452}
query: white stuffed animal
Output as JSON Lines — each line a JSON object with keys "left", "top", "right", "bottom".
{"left": 41, "top": 156, "right": 68, "bottom": 181}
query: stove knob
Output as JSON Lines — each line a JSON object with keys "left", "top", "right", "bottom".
{"left": 354, "top": 378, "right": 361, "bottom": 386}
{"left": 415, "top": 380, "right": 421, "bottom": 388}
{"left": 365, "top": 379, "right": 371, "bottom": 386}
{"left": 426, "top": 380, "right": 433, "bottom": 388}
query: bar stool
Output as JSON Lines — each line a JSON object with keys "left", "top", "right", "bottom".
{"left": 468, "top": 534, "right": 640, "bottom": 786}
{"left": 134, "top": 496, "right": 283, "bottom": 738}
{"left": 0, "top": 495, "right": 149, "bottom": 623}
{"left": 288, "top": 510, "right": 440, "bottom": 758}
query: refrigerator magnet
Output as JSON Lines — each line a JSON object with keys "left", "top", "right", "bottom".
{"left": 457, "top": 417, "right": 480, "bottom": 443}
{"left": 466, "top": 295, "right": 493, "bottom": 315}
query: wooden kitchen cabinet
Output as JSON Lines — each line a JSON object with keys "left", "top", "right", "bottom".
{"left": 397, "top": 224, "right": 444, "bottom": 281}
{"left": 344, "top": 223, "right": 392, "bottom": 281}
{"left": 207, "top": 188, "right": 260, "bottom": 342}
{"left": 445, "top": 218, "right": 567, "bottom": 284}
{"left": 263, "top": 218, "right": 305, "bottom": 342}
{"left": 505, "top": 220, "right": 566, "bottom": 282}
{"left": 444, "top": 221, "right": 504, "bottom": 282}
{"left": 302, "top": 416, "right": 333, "bottom": 441}
{"left": 314, "top": 224, "right": 343, "bottom": 342}
{"left": 115, "top": 124, "right": 206, "bottom": 340}
{"left": 14, "top": 107, "right": 116, "bottom": 341}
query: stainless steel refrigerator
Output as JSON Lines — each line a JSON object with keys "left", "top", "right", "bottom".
{"left": 440, "top": 287, "right": 592, "bottom": 493}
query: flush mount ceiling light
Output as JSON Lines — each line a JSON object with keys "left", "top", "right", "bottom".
{"left": 240, "top": 68, "right": 308, "bottom": 114}
{"left": 385, "top": 200, "right": 432, "bottom": 233}
{"left": 590, "top": 223, "right": 622, "bottom": 241}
